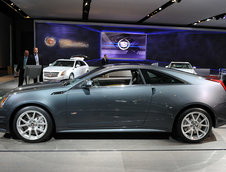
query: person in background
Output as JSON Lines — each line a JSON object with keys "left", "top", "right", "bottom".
{"left": 16, "top": 50, "right": 30, "bottom": 86}
{"left": 101, "top": 54, "right": 109, "bottom": 66}
{"left": 30, "top": 47, "right": 43, "bottom": 82}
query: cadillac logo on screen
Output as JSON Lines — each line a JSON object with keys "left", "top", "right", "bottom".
{"left": 44, "top": 36, "right": 56, "bottom": 47}
{"left": 118, "top": 38, "right": 130, "bottom": 50}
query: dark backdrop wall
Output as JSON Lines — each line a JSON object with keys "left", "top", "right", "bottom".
{"left": 35, "top": 21, "right": 226, "bottom": 69}
{"left": 0, "top": 12, "right": 12, "bottom": 69}
{"left": 14, "top": 18, "right": 34, "bottom": 63}
{"left": 147, "top": 31, "right": 226, "bottom": 69}
{"left": 0, "top": 7, "right": 34, "bottom": 71}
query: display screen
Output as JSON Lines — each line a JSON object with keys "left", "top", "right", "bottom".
{"left": 35, "top": 22, "right": 100, "bottom": 65}
{"left": 101, "top": 32, "right": 147, "bottom": 60}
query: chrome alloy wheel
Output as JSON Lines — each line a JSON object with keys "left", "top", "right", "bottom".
{"left": 16, "top": 110, "right": 48, "bottom": 141}
{"left": 181, "top": 111, "right": 209, "bottom": 141}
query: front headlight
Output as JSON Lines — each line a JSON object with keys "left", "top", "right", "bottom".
{"left": 61, "top": 70, "right": 66, "bottom": 76}
{"left": 0, "top": 96, "right": 8, "bottom": 109}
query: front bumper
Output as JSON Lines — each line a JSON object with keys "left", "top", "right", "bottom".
{"left": 0, "top": 108, "right": 8, "bottom": 133}
{"left": 43, "top": 75, "right": 67, "bottom": 82}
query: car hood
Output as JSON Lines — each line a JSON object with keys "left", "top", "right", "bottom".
{"left": 11, "top": 82, "right": 66, "bottom": 94}
{"left": 43, "top": 66, "right": 71, "bottom": 72}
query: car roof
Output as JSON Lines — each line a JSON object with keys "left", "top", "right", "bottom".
{"left": 170, "top": 62, "right": 191, "bottom": 64}
{"left": 98, "top": 63, "right": 204, "bottom": 83}
{"left": 56, "top": 58, "right": 84, "bottom": 61}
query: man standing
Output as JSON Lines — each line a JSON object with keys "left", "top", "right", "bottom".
{"left": 101, "top": 54, "right": 109, "bottom": 66}
{"left": 30, "top": 47, "right": 43, "bottom": 82}
{"left": 16, "top": 50, "right": 30, "bottom": 86}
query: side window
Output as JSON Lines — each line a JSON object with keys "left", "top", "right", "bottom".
{"left": 76, "top": 61, "right": 81, "bottom": 67}
{"left": 91, "top": 69, "right": 143, "bottom": 87}
{"left": 141, "top": 69, "right": 183, "bottom": 84}
{"left": 80, "top": 61, "right": 86, "bottom": 66}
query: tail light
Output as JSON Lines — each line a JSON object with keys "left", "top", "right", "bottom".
{"left": 208, "top": 79, "right": 226, "bottom": 91}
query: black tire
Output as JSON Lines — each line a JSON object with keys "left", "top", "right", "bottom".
{"left": 12, "top": 106, "right": 53, "bottom": 143}
{"left": 69, "top": 73, "right": 74, "bottom": 80}
{"left": 174, "top": 108, "right": 212, "bottom": 143}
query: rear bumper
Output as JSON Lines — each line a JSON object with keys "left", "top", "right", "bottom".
{"left": 213, "top": 102, "right": 226, "bottom": 128}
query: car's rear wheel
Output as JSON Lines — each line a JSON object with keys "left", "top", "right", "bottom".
{"left": 175, "top": 108, "right": 212, "bottom": 143}
{"left": 13, "top": 106, "right": 53, "bottom": 143}
{"left": 69, "top": 73, "right": 74, "bottom": 80}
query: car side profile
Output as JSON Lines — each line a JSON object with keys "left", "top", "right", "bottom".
{"left": 43, "top": 57, "right": 89, "bottom": 82}
{"left": 0, "top": 64, "right": 226, "bottom": 143}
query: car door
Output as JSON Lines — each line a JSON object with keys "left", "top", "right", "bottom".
{"left": 140, "top": 69, "right": 185, "bottom": 131}
{"left": 73, "top": 61, "right": 83, "bottom": 78}
{"left": 78, "top": 60, "right": 87, "bottom": 74}
{"left": 66, "top": 69, "right": 152, "bottom": 129}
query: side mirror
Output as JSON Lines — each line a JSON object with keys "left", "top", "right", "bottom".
{"left": 82, "top": 80, "right": 93, "bottom": 89}
{"left": 49, "top": 63, "right": 53, "bottom": 66}
{"left": 76, "top": 64, "right": 80, "bottom": 68}
{"left": 193, "top": 66, "right": 196, "bottom": 69}
{"left": 165, "top": 66, "right": 169, "bottom": 68}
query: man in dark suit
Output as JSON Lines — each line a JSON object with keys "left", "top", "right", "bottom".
{"left": 101, "top": 54, "right": 109, "bottom": 66}
{"left": 30, "top": 47, "right": 43, "bottom": 82}
{"left": 16, "top": 50, "right": 30, "bottom": 86}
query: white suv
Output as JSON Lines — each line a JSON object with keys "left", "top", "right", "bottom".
{"left": 166, "top": 62, "right": 197, "bottom": 74}
{"left": 43, "top": 57, "right": 89, "bottom": 82}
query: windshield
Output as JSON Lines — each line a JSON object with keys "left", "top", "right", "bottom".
{"left": 53, "top": 60, "right": 74, "bottom": 67}
{"left": 170, "top": 63, "right": 192, "bottom": 69}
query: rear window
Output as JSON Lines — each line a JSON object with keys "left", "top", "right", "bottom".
{"left": 141, "top": 69, "right": 183, "bottom": 84}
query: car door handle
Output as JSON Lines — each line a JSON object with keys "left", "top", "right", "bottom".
{"left": 152, "top": 88, "right": 156, "bottom": 95}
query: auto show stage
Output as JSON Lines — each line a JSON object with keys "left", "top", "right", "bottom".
{"left": 0, "top": 76, "right": 226, "bottom": 172}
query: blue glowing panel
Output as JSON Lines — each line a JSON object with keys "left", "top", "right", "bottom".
{"left": 35, "top": 22, "right": 100, "bottom": 65}
{"left": 101, "top": 32, "right": 146, "bottom": 60}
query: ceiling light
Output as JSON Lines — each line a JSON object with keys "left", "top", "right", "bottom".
{"left": 85, "top": 2, "right": 88, "bottom": 6}
{"left": 159, "top": 8, "right": 162, "bottom": 10}
{"left": 11, "top": 3, "right": 13, "bottom": 6}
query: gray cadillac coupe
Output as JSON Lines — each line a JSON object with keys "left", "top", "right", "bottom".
{"left": 0, "top": 64, "right": 226, "bottom": 143}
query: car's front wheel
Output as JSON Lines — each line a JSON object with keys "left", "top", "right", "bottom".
{"left": 13, "top": 106, "right": 53, "bottom": 143}
{"left": 175, "top": 108, "right": 212, "bottom": 143}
